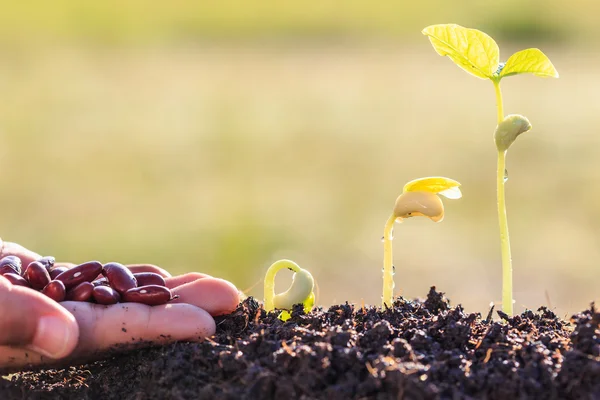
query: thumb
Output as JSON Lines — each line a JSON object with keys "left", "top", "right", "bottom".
{"left": 0, "top": 239, "right": 42, "bottom": 270}
{"left": 0, "top": 276, "right": 79, "bottom": 359}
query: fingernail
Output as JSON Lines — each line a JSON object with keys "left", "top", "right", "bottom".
{"left": 29, "top": 316, "right": 73, "bottom": 359}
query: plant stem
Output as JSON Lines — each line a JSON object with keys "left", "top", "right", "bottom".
{"left": 264, "top": 259, "right": 301, "bottom": 312}
{"left": 494, "top": 79, "right": 504, "bottom": 123}
{"left": 493, "top": 79, "right": 513, "bottom": 316}
{"left": 382, "top": 213, "right": 397, "bottom": 307}
{"left": 496, "top": 149, "right": 513, "bottom": 315}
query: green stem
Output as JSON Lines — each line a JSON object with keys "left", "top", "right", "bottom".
{"left": 264, "top": 259, "right": 301, "bottom": 312}
{"left": 382, "top": 213, "right": 397, "bottom": 307}
{"left": 497, "top": 150, "right": 513, "bottom": 315}
{"left": 493, "top": 79, "right": 504, "bottom": 123}
{"left": 493, "top": 79, "right": 513, "bottom": 316}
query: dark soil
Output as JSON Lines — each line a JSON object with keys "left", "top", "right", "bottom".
{"left": 1, "top": 287, "right": 599, "bottom": 399}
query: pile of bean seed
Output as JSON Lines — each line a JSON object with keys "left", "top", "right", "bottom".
{"left": 0, "top": 256, "right": 177, "bottom": 306}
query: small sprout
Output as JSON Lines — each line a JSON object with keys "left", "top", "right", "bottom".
{"left": 263, "top": 259, "right": 315, "bottom": 321}
{"left": 423, "top": 24, "right": 558, "bottom": 316}
{"left": 382, "top": 177, "right": 461, "bottom": 307}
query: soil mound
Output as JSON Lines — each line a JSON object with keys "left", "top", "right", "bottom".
{"left": 2, "top": 287, "right": 598, "bottom": 399}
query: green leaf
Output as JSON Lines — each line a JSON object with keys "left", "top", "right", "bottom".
{"left": 499, "top": 48, "right": 559, "bottom": 79}
{"left": 278, "top": 310, "right": 292, "bottom": 322}
{"left": 422, "top": 24, "right": 499, "bottom": 80}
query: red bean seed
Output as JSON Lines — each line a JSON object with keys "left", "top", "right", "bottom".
{"left": 0, "top": 265, "right": 19, "bottom": 276}
{"left": 92, "top": 277, "right": 109, "bottom": 287}
{"left": 25, "top": 261, "right": 51, "bottom": 290}
{"left": 92, "top": 285, "right": 121, "bottom": 305}
{"left": 102, "top": 262, "right": 137, "bottom": 294}
{"left": 123, "top": 285, "right": 173, "bottom": 306}
{"left": 37, "top": 256, "right": 56, "bottom": 271}
{"left": 3, "top": 272, "right": 30, "bottom": 287}
{"left": 0, "top": 256, "right": 22, "bottom": 275}
{"left": 42, "top": 280, "right": 66, "bottom": 302}
{"left": 133, "top": 272, "right": 166, "bottom": 287}
{"left": 49, "top": 266, "right": 69, "bottom": 280}
{"left": 55, "top": 261, "right": 103, "bottom": 289}
{"left": 66, "top": 281, "right": 94, "bottom": 302}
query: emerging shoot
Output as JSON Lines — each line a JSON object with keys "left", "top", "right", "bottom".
{"left": 264, "top": 259, "right": 315, "bottom": 321}
{"left": 382, "top": 177, "right": 461, "bottom": 308}
{"left": 422, "top": 24, "right": 558, "bottom": 316}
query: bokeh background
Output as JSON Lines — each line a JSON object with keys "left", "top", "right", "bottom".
{"left": 1, "top": 1, "right": 598, "bottom": 318}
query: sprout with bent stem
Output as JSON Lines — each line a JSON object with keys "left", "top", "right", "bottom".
{"left": 422, "top": 24, "right": 558, "bottom": 315}
{"left": 264, "top": 259, "right": 315, "bottom": 321}
{"left": 382, "top": 177, "right": 462, "bottom": 307}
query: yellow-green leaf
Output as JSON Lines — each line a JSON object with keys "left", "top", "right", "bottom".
{"left": 499, "top": 48, "right": 559, "bottom": 79}
{"left": 422, "top": 24, "right": 499, "bottom": 80}
{"left": 303, "top": 292, "right": 315, "bottom": 313}
{"left": 403, "top": 176, "right": 461, "bottom": 196}
{"left": 278, "top": 310, "right": 292, "bottom": 321}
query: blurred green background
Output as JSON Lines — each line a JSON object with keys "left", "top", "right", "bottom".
{"left": 1, "top": 1, "right": 598, "bottom": 317}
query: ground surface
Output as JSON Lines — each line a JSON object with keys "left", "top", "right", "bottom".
{"left": 1, "top": 287, "right": 599, "bottom": 399}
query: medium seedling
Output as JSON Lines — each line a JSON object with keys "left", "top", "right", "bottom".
{"left": 422, "top": 24, "right": 558, "bottom": 315}
{"left": 382, "top": 177, "right": 461, "bottom": 307}
{"left": 263, "top": 259, "right": 315, "bottom": 321}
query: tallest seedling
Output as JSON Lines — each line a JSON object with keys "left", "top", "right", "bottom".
{"left": 422, "top": 24, "right": 558, "bottom": 315}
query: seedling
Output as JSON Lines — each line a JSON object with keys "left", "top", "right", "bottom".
{"left": 422, "top": 24, "right": 558, "bottom": 315}
{"left": 382, "top": 177, "right": 461, "bottom": 307}
{"left": 263, "top": 259, "right": 315, "bottom": 321}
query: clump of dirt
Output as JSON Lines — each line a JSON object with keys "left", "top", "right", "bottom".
{"left": 2, "top": 287, "right": 599, "bottom": 399}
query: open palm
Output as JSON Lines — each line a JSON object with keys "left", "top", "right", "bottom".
{"left": 0, "top": 240, "right": 240, "bottom": 373}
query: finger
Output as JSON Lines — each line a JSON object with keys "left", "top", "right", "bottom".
{"left": 0, "top": 242, "right": 42, "bottom": 270}
{"left": 0, "top": 276, "right": 78, "bottom": 359}
{"left": 62, "top": 301, "right": 215, "bottom": 354}
{"left": 126, "top": 264, "right": 172, "bottom": 278}
{"left": 0, "top": 302, "right": 216, "bottom": 373}
{"left": 170, "top": 277, "right": 240, "bottom": 316}
{"left": 165, "top": 272, "right": 212, "bottom": 289}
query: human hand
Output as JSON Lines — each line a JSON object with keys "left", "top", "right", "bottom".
{"left": 0, "top": 239, "right": 240, "bottom": 373}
